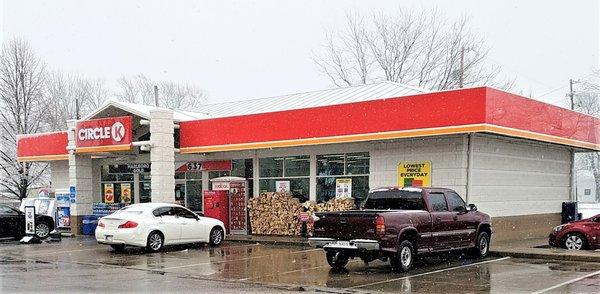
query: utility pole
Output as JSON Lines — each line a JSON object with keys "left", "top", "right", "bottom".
{"left": 75, "top": 97, "right": 80, "bottom": 120}
{"left": 569, "top": 79, "right": 575, "bottom": 110}
{"left": 154, "top": 85, "right": 159, "bottom": 107}
{"left": 459, "top": 47, "right": 465, "bottom": 88}
{"left": 568, "top": 79, "right": 580, "bottom": 110}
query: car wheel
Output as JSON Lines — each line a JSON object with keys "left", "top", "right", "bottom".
{"left": 209, "top": 227, "right": 224, "bottom": 247}
{"left": 35, "top": 222, "right": 51, "bottom": 239}
{"left": 326, "top": 251, "right": 349, "bottom": 269}
{"left": 146, "top": 231, "right": 164, "bottom": 252}
{"left": 564, "top": 233, "right": 587, "bottom": 250}
{"left": 110, "top": 244, "right": 126, "bottom": 252}
{"left": 473, "top": 232, "right": 490, "bottom": 258}
{"left": 391, "top": 240, "right": 415, "bottom": 272}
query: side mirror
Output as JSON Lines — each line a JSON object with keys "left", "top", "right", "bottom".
{"left": 468, "top": 204, "right": 477, "bottom": 212}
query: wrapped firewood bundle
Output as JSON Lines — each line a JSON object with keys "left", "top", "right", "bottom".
{"left": 248, "top": 192, "right": 303, "bottom": 236}
{"left": 300, "top": 197, "right": 357, "bottom": 236}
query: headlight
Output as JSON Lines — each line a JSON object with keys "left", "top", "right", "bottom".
{"left": 553, "top": 224, "right": 566, "bottom": 233}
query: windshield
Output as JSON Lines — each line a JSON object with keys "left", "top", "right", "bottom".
{"left": 363, "top": 190, "right": 425, "bottom": 210}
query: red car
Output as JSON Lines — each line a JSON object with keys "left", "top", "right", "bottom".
{"left": 549, "top": 214, "right": 600, "bottom": 250}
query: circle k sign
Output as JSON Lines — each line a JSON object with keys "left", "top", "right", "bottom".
{"left": 75, "top": 116, "right": 132, "bottom": 149}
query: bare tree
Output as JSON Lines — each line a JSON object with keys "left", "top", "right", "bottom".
{"left": 574, "top": 78, "right": 600, "bottom": 202}
{"left": 314, "top": 8, "right": 513, "bottom": 90}
{"left": 0, "top": 39, "right": 48, "bottom": 200}
{"left": 114, "top": 74, "right": 206, "bottom": 110}
{"left": 44, "top": 72, "right": 109, "bottom": 130}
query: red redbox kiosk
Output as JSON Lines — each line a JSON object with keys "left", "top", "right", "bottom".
{"left": 202, "top": 190, "right": 229, "bottom": 232}
{"left": 209, "top": 176, "right": 249, "bottom": 235}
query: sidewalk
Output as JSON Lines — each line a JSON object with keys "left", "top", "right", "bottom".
{"left": 491, "top": 237, "right": 600, "bottom": 262}
{"left": 225, "top": 234, "right": 309, "bottom": 246}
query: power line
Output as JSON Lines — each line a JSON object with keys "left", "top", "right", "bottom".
{"left": 537, "top": 72, "right": 596, "bottom": 98}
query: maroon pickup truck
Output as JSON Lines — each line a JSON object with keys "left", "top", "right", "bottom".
{"left": 309, "top": 187, "right": 492, "bottom": 272}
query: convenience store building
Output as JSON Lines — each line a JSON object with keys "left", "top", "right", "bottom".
{"left": 16, "top": 82, "right": 600, "bottom": 241}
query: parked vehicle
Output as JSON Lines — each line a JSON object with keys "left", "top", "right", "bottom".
{"left": 549, "top": 214, "right": 600, "bottom": 250}
{"left": 95, "top": 203, "right": 226, "bottom": 252}
{"left": 309, "top": 187, "right": 492, "bottom": 272}
{"left": 0, "top": 204, "right": 54, "bottom": 239}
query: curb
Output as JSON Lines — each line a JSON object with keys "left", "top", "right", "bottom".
{"left": 491, "top": 250, "right": 600, "bottom": 263}
{"left": 225, "top": 236, "right": 309, "bottom": 247}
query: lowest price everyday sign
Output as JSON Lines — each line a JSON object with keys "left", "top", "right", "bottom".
{"left": 397, "top": 161, "right": 431, "bottom": 187}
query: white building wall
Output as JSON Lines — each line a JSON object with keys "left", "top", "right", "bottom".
{"left": 370, "top": 135, "right": 468, "bottom": 196}
{"left": 470, "top": 135, "right": 571, "bottom": 217}
{"left": 50, "top": 160, "right": 69, "bottom": 190}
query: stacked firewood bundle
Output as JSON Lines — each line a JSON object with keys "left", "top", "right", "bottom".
{"left": 248, "top": 192, "right": 303, "bottom": 236}
{"left": 248, "top": 192, "right": 357, "bottom": 236}
{"left": 302, "top": 197, "right": 356, "bottom": 234}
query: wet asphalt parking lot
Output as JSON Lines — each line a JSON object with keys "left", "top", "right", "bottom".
{"left": 0, "top": 237, "right": 599, "bottom": 293}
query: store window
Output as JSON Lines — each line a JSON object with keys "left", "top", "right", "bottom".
{"left": 259, "top": 155, "right": 309, "bottom": 202}
{"left": 208, "top": 159, "right": 253, "bottom": 195}
{"left": 139, "top": 172, "right": 151, "bottom": 203}
{"left": 316, "top": 152, "right": 370, "bottom": 203}
{"left": 101, "top": 165, "right": 136, "bottom": 204}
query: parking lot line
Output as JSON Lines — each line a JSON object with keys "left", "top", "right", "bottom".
{"left": 347, "top": 256, "right": 511, "bottom": 289}
{"left": 238, "top": 259, "right": 362, "bottom": 281}
{"left": 162, "top": 247, "right": 320, "bottom": 270}
{"left": 531, "top": 269, "right": 600, "bottom": 294}
{"left": 23, "top": 248, "right": 99, "bottom": 256}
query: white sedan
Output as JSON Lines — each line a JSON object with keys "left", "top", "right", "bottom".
{"left": 95, "top": 203, "right": 226, "bottom": 252}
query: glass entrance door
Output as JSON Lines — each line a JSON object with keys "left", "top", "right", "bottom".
{"left": 186, "top": 180, "right": 203, "bottom": 213}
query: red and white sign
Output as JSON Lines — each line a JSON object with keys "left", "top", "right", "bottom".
{"left": 76, "top": 116, "right": 133, "bottom": 151}
{"left": 176, "top": 160, "right": 233, "bottom": 172}
{"left": 212, "top": 181, "right": 231, "bottom": 191}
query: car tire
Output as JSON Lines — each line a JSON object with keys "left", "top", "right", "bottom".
{"left": 326, "top": 250, "right": 349, "bottom": 269}
{"left": 35, "top": 222, "right": 51, "bottom": 239}
{"left": 146, "top": 231, "right": 164, "bottom": 252}
{"left": 209, "top": 227, "right": 224, "bottom": 247}
{"left": 390, "top": 240, "right": 415, "bottom": 272}
{"left": 563, "top": 232, "right": 587, "bottom": 250}
{"left": 473, "top": 232, "right": 490, "bottom": 258}
{"left": 110, "top": 244, "right": 126, "bottom": 252}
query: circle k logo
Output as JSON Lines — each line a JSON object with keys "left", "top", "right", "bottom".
{"left": 111, "top": 122, "right": 125, "bottom": 142}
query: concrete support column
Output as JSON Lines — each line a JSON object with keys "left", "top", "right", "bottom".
{"left": 309, "top": 154, "right": 317, "bottom": 202}
{"left": 67, "top": 120, "right": 93, "bottom": 235}
{"left": 150, "top": 109, "right": 175, "bottom": 203}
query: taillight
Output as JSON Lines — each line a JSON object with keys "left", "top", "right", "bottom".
{"left": 375, "top": 216, "right": 385, "bottom": 237}
{"left": 98, "top": 220, "right": 105, "bottom": 228}
{"left": 118, "top": 221, "right": 138, "bottom": 229}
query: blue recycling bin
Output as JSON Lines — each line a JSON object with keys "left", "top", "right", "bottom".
{"left": 82, "top": 215, "right": 98, "bottom": 235}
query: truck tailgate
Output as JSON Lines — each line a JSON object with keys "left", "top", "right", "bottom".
{"left": 314, "top": 210, "right": 385, "bottom": 240}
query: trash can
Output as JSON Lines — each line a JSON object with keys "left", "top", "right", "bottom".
{"left": 561, "top": 202, "right": 578, "bottom": 224}
{"left": 82, "top": 215, "right": 98, "bottom": 235}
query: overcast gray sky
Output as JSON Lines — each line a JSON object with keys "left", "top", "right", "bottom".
{"left": 1, "top": 0, "right": 598, "bottom": 107}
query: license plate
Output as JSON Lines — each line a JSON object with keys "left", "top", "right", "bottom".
{"left": 335, "top": 241, "right": 350, "bottom": 246}
{"left": 105, "top": 235, "right": 113, "bottom": 242}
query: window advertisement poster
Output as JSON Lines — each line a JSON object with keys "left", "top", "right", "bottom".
{"left": 397, "top": 161, "right": 431, "bottom": 187}
{"left": 335, "top": 178, "right": 352, "bottom": 198}
{"left": 55, "top": 191, "right": 71, "bottom": 228}
{"left": 104, "top": 183, "right": 115, "bottom": 203}
{"left": 121, "top": 183, "right": 132, "bottom": 203}
{"left": 25, "top": 206, "right": 36, "bottom": 235}
{"left": 276, "top": 181, "right": 290, "bottom": 193}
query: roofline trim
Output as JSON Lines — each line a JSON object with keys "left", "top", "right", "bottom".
{"left": 180, "top": 123, "right": 600, "bottom": 154}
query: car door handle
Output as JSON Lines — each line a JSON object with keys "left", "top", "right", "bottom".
{"left": 453, "top": 216, "right": 458, "bottom": 221}
{"left": 435, "top": 217, "right": 441, "bottom": 222}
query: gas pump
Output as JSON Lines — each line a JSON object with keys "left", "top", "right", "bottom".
{"left": 205, "top": 176, "right": 249, "bottom": 235}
